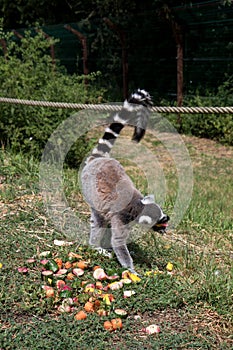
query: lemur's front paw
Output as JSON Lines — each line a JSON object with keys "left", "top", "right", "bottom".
{"left": 95, "top": 247, "right": 113, "bottom": 259}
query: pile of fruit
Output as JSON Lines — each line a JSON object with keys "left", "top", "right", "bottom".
{"left": 17, "top": 246, "right": 173, "bottom": 332}
{"left": 18, "top": 249, "right": 143, "bottom": 331}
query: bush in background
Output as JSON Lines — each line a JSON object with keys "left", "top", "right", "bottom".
{"left": 0, "top": 28, "right": 105, "bottom": 165}
{"left": 166, "top": 77, "right": 233, "bottom": 146}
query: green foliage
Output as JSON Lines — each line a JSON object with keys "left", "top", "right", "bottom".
{"left": 0, "top": 29, "right": 105, "bottom": 164}
{"left": 166, "top": 77, "right": 233, "bottom": 145}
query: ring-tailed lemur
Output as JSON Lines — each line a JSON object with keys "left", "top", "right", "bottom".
{"left": 81, "top": 89, "right": 169, "bottom": 273}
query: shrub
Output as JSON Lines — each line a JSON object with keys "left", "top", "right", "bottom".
{"left": 0, "top": 28, "right": 105, "bottom": 164}
{"left": 166, "top": 77, "right": 233, "bottom": 145}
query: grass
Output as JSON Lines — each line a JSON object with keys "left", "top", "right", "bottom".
{"left": 0, "top": 132, "right": 233, "bottom": 350}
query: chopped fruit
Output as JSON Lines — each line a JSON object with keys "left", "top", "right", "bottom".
{"left": 77, "top": 261, "right": 89, "bottom": 269}
{"left": 66, "top": 272, "right": 75, "bottom": 280}
{"left": 39, "top": 251, "right": 51, "bottom": 258}
{"left": 17, "top": 267, "right": 28, "bottom": 274}
{"left": 68, "top": 252, "right": 82, "bottom": 260}
{"left": 97, "top": 309, "right": 109, "bottom": 316}
{"left": 111, "top": 318, "right": 123, "bottom": 330}
{"left": 84, "top": 301, "right": 94, "bottom": 313}
{"left": 166, "top": 262, "right": 173, "bottom": 272}
{"left": 94, "top": 300, "right": 101, "bottom": 309}
{"left": 114, "top": 308, "right": 128, "bottom": 318}
{"left": 121, "top": 278, "right": 132, "bottom": 285}
{"left": 64, "top": 261, "right": 73, "bottom": 269}
{"left": 56, "top": 280, "right": 66, "bottom": 289}
{"left": 128, "top": 272, "right": 141, "bottom": 282}
{"left": 54, "top": 239, "right": 74, "bottom": 246}
{"left": 95, "top": 281, "right": 103, "bottom": 290}
{"left": 143, "top": 324, "right": 161, "bottom": 334}
{"left": 73, "top": 268, "right": 84, "bottom": 277}
{"left": 103, "top": 293, "right": 115, "bottom": 305}
{"left": 104, "top": 320, "right": 114, "bottom": 331}
{"left": 44, "top": 286, "right": 55, "bottom": 298}
{"left": 74, "top": 310, "right": 87, "bottom": 321}
{"left": 54, "top": 269, "right": 67, "bottom": 279}
{"left": 123, "top": 290, "right": 136, "bottom": 298}
{"left": 58, "top": 304, "right": 71, "bottom": 313}
{"left": 26, "top": 258, "right": 36, "bottom": 264}
{"left": 54, "top": 258, "right": 63, "bottom": 269}
{"left": 122, "top": 270, "right": 141, "bottom": 282}
{"left": 41, "top": 270, "right": 54, "bottom": 283}
{"left": 93, "top": 268, "right": 108, "bottom": 280}
{"left": 19, "top": 247, "right": 175, "bottom": 326}
{"left": 84, "top": 283, "right": 95, "bottom": 293}
{"left": 108, "top": 281, "right": 123, "bottom": 290}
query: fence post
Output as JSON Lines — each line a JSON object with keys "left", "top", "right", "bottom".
{"left": 173, "top": 22, "right": 184, "bottom": 129}
{"left": 64, "top": 24, "right": 88, "bottom": 85}
{"left": 158, "top": 5, "right": 184, "bottom": 129}
{"left": 103, "top": 18, "right": 128, "bottom": 99}
{"left": 12, "top": 30, "right": 24, "bottom": 39}
{"left": 36, "top": 29, "right": 56, "bottom": 68}
{"left": 0, "top": 39, "right": 7, "bottom": 59}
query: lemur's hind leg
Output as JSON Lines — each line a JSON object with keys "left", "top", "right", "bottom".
{"left": 110, "top": 216, "right": 135, "bottom": 273}
{"left": 89, "top": 208, "right": 112, "bottom": 258}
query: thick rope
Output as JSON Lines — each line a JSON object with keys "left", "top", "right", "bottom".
{"left": 0, "top": 96, "right": 233, "bottom": 114}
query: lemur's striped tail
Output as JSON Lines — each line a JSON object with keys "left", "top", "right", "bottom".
{"left": 89, "top": 89, "right": 152, "bottom": 161}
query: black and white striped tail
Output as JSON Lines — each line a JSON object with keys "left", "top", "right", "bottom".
{"left": 89, "top": 89, "right": 152, "bottom": 160}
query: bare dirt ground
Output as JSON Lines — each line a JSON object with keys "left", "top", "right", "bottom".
{"left": 182, "top": 134, "right": 233, "bottom": 159}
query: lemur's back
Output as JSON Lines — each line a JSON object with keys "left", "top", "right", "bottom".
{"left": 82, "top": 157, "right": 141, "bottom": 215}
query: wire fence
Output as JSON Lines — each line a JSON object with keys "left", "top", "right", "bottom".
{"left": 0, "top": 97, "right": 233, "bottom": 114}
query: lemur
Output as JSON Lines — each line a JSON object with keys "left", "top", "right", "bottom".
{"left": 81, "top": 89, "right": 169, "bottom": 273}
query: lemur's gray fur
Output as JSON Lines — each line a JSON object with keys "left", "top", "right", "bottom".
{"left": 81, "top": 89, "right": 169, "bottom": 273}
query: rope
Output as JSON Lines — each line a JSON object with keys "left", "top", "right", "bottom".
{"left": 0, "top": 96, "right": 233, "bottom": 114}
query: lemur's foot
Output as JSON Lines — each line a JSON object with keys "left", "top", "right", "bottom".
{"left": 128, "top": 268, "right": 142, "bottom": 277}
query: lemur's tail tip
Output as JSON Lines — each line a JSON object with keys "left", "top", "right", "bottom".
{"left": 128, "top": 88, "right": 153, "bottom": 107}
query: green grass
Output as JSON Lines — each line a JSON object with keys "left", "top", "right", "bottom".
{"left": 0, "top": 135, "right": 233, "bottom": 350}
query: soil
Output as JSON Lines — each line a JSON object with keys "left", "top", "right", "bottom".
{"left": 181, "top": 134, "right": 233, "bottom": 159}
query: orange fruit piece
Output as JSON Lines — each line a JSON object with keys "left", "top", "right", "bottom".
{"left": 68, "top": 252, "right": 82, "bottom": 259}
{"left": 54, "top": 258, "right": 63, "bottom": 269}
{"left": 64, "top": 261, "right": 72, "bottom": 269}
{"left": 104, "top": 320, "right": 114, "bottom": 331}
{"left": 45, "top": 287, "right": 55, "bottom": 298}
{"left": 111, "top": 318, "right": 123, "bottom": 330}
{"left": 74, "top": 310, "right": 87, "bottom": 321}
{"left": 66, "top": 272, "right": 75, "bottom": 280}
{"left": 77, "top": 261, "right": 88, "bottom": 269}
{"left": 84, "top": 301, "right": 94, "bottom": 313}
{"left": 94, "top": 300, "right": 101, "bottom": 309}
